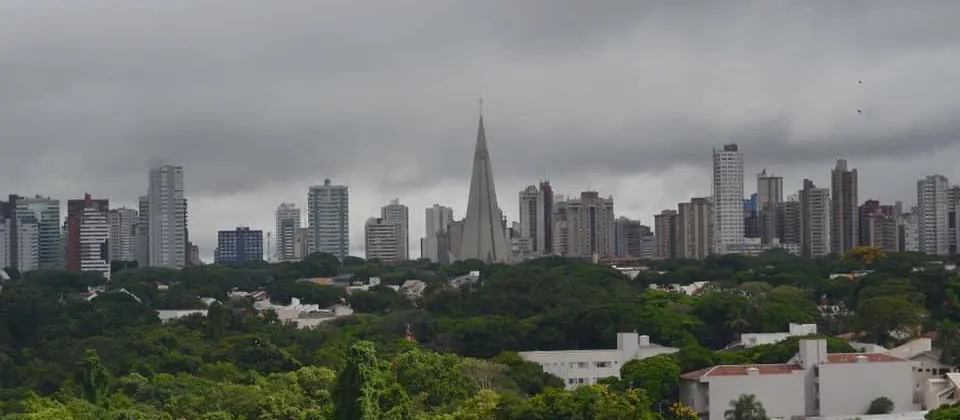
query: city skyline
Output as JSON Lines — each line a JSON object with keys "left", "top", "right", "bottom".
{"left": 3, "top": 2, "right": 960, "bottom": 260}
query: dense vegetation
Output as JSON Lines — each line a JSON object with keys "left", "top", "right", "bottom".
{"left": 0, "top": 247, "right": 958, "bottom": 419}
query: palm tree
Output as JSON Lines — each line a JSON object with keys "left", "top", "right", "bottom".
{"left": 725, "top": 394, "right": 768, "bottom": 420}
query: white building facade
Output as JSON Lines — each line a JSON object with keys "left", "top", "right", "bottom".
{"left": 381, "top": 199, "right": 409, "bottom": 261}
{"left": 421, "top": 204, "right": 453, "bottom": 262}
{"left": 80, "top": 206, "right": 111, "bottom": 280}
{"left": 17, "top": 219, "right": 39, "bottom": 272}
{"left": 275, "top": 202, "right": 302, "bottom": 261}
{"left": 712, "top": 144, "right": 745, "bottom": 254}
{"left": 307, "top": 179, "right": 349, "bottom": 259}
{"left": 147, "top": 163, "right": 186, "bottom": 268}
{"left": 519, "top": 332, "right": 678, "bottom": 389}
{"left": 917, "top": 175, "right": 949, "bottom": 255}
{"left": 680, "top": 339, "right": 919, "bottom": 420}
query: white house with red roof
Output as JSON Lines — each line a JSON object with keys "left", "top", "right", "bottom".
{"left": 680, "top": 339, "right": 919, "bottom": 420}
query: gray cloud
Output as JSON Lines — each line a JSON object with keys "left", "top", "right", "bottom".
{"left": 2, "top": 0, "right": 960, "bottom": 258}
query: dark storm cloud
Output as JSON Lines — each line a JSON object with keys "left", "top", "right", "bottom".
{"left": 2, "top": 0, "right": 960, "bottom": 203}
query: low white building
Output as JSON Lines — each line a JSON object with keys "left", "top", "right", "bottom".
{"left": 254, "top": 297, "right": 354, "bottom": 329}
{"left": 681, "top": 339, "right": 919, "bottom": 420}
{"left": 519, "top": 332, "right": 678, "bottom": 389}
{"left": 735, "top": 323, "right": 818, "bottom": 348}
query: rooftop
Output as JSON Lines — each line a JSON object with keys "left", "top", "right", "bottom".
{"left": 681, "top": 352, "right": 907, "bottom": 381}
{"left": 680, "top": 363, "right": 803, "bottom": 380}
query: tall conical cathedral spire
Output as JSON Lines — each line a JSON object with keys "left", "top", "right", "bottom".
{"left": 458, "top": 106, "right": 508, "bottom": 263}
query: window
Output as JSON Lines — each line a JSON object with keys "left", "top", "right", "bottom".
{"left": 595, "top": 361, "right": 611, "bottom": 368}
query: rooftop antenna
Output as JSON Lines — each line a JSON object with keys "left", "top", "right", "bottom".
{"left": 478, "top": 97, "right": 483, "bottom": 117}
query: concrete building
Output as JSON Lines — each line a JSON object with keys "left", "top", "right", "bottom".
{"left": 613, "top": 217, "right": 654, "bottom": 259}
{"left": 421, "top": 204, "right": 453, "bottom": 262}
{"left": 215, "top": 227, "right": 263, "bottom": 264}
{"left": 364, "top": 217, "right": 404, "bottom": 263}
{"left": 66, "top": 194, "right": 110, "bottom": 280}
{"left": 136, "top": 196, "right": 150, "bottom": 268}
{"left": 458, "top": 113, "right": 508, "bottom": 263}
{"left": 561, "top": 192, "right": 615, "bottom": 258}
{"left": 307, "top": 179, "right": 350, "bottom": 259}
{"left": 901, "top": 209, "right": 920, "bottom": 252}
{"left": 678, "top": 197, "right": 713, "bottom": 260}
{"left": 859, "top": 200, "right": 898, "bottom": 252}
{"left": 744, "top": 194, "right": 760, "bottom": 239}
{"left": 380, "top": 199, "right": 409, "bottom": 261}
{"left": 551, "top": 201, "right": 570, "bottom": 256}
{"left": 275, "top": 202, "right": 302, "bottom": 261}
{"left": 831, "top": 159, "right": 859, "bottom": 255}
{"left": 917, "top": 175, "right": 949, "bottom": 255}
{"left": 146, "top": 163, "right": 187, "bottom": 268}
{"left": 16, "top": 195, "right": 62, "bottom": 269}
{"left": 17, "top": 216, "right": 39, "bottom": 272}
{"left": 948, "top": 186, "right": 960, "bottom": 254}
{"left": 681, "top": 339, "right": 918, "bottom": 420}
{"left": 0, "top": 219, "right": 10, "bottom": 269}
{"left": 518, "top": 182, "right": 554, "bottom": 256}
{"left": 778, "top": 196, "right": 802, "bottom": 248}
{"left": 654, "top": 209, "right": 679, "bottom": 259}
{"left": 800, "top": 179, "right": 832, "bottom": 258}
{"left": 712, "top": 144, "right": 745, "bottom": 254}
{"left": 520, "top": 332, "right": 678, "bottom": 389}
{"left": 108, "top": 207, "right": 138, "bottom": 262}
{"left": 293, "top": 227, "right": 311, "bottom": 260}
{"left": 757, "top": 170, "right": 783, "bottom": 244}
{"left": 736, "top": 323, "right": 817, "bottom": 348}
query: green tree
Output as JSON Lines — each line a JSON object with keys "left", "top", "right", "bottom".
{"left": 617, "top": 355, "right": 681, "bottom": 405}
{"left": 332, "top": 341, "right": 385, "bottom": 420}
{"left": 866, "top": 397, "right": 894, "bottom": 415}
{"left": 724, "top": 394, "right": 767, "bottom": 420}
{"left": 74, "top": 349, "right": 113, "bottom": 406}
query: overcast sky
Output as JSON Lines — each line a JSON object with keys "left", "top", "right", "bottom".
{"left": 3, "top": 1, "right": 960, "bottom": 261}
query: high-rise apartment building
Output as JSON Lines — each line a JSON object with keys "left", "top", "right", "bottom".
{"left": 16, "top": 196, "right": 62, "bottom": 269}
{"left": 800, "top": 179, "right": 831, "bottom": 258}
{"left": 519, "top": 186, "right": 539, "bottom": 249}
{"left": 108, "top": 207, "right": 138, "bottom": 262}
{"left": 66, "top": 194, "right": 110, "bottom": 279}
{"left": 459, "top": 113, "right": 508, "bottom": 263}
{"left": 275, "top": 203, "right": 302, "bottom": 261}
{"left": 307, "top": 179, "right": 350, "bottom": 259}
{"left": 0, "top": 195, "right": 22, "bottom": 268}
{"left": 518, "top": 182, "right": 555, "bottom": 256}
{"left": 900, "top": 208, "right": 920, "bottom": 252}
{"left": 948, "top": 186, "right": 960, "bottom": 254}
{"left": 757, "top": 170, "right": 783, "bottom": 244}
{"left": 215, "top": 227, "right": 263, "bottom": 264}
{"left": 0, "top": 219, "right": 10, "bottom": 269}
{"left": 364, "top": 217, "right": 404, "bottom": 263}
{"left": 381, "top": 199, "right": 409, "bottom": 261}
{"left": 421, "top": 204, "right": 454, "bottom": 262}
{"left": 678, "top": 197, "right": 714, "bottom": 260}
{"left": 136, "top": 196, "right": 150, "bottom": 267}
{"left": 831, "top": 159, "right": 859, "bottom": 255}
{"left": 17, "top": 216, "right": 39, "bottom": 272}
{"left": 858, "top": 200, "right": 896, "bottom": 252}
{"left": 777, "top": 196, "right": 802, "bottom": 247}
{"left": 550, "top": 201, "right": 569, "bottom": 256}
{"left": 654, "top": 209, "right": 680, "bottom": 259}
{"left": 147, "top": 163, "right": 187, "bottom": 268}
{"left": 293, "top": 228, "right": 311, "bottom": 260}
{"left": 712, "top": 144, "right": 745, "bottom": 254}
{"left": 917, "top": 174, "right": 950, "bottom": 256}
{"left": 613, "top": 217, "right": 654, "bottom": 259}
{"left": 560, "top": 192, "right": 615, "bottom": 258}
